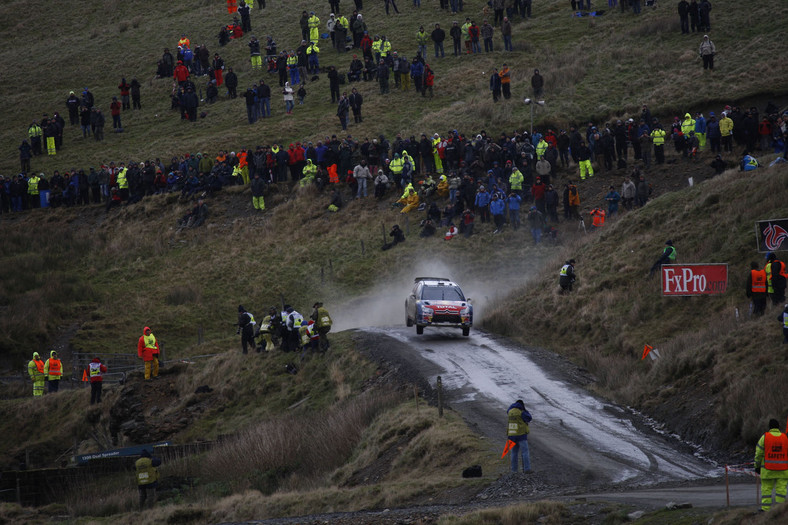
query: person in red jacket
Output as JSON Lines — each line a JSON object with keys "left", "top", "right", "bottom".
{"left": 118, "top": 78, "right": 131, "bottom": 110}
{"left": 531, "top": 176, "right": 546, "bottom": 214}
{"left": 759, "top": 117, "right": 773, "bottom": 152}
{"left": 173, "top": 60, "right": 190, "bottom": 87}
{"left": 110, "top": 97, "right": 123, "bottom": 131}
{"left": 89, "top": 356, "right": 108, "bottom": 404}
{"left": 137, "top": 326, "right": 160, "bottom": 380}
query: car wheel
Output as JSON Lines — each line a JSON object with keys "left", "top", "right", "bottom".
{"left": 406, "top": 315, "right": 413, "bottom": 327}
{"left": 462, "top": 327, "right": 470, "bottom": 337}
{"left": 416, "top": 325, "right": 424, "bottom": 335}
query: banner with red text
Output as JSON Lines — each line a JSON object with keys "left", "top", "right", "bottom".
{"left": 661, "top": 264, "right": 728, "bottom": 296}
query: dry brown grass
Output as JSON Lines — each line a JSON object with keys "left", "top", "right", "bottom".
{"left": 485, "top": 162, "right": 788, "bottom": 449}
{"left": 437, "top": 500, "right": 568, "bottom": 525}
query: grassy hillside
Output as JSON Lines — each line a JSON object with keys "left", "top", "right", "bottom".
{"left": 486, "top": 162, "right": 788, "bottom": 452}
{"left": 2, "top": 0, "right": 787, "bottom": 176}
{"left": 2, "top": 0, "right": 788, "bottom": 521}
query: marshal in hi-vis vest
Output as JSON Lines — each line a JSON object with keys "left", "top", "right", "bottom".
{"left": 507, "top": 408, "right": 530, "bottom": 436}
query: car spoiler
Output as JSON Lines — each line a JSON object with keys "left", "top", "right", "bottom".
{"left": 414, "top": 276, "right": 452, "bottom": 283}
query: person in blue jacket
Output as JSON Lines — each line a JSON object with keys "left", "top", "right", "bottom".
{"left": 507, "top": 399, "right": 533, "bottom": 473}
{"left": 741, "top": 151, "right": 759, "bottom": 171}
{"left": 507, "top": 192, "right": 522, "bottom": 230}
{"left": 490, "top": 192, "right": 505, "bottom": 234}
{"left": 474, "top": 184, "right": 491, "bottom": 223}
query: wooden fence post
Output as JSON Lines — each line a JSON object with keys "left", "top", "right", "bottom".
{"left": 437, "top": 376, "right": 443, "bottom": 417}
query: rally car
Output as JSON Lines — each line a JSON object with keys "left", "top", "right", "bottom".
{"left": 405, "top": 277, "right": 473, "bottom": 336}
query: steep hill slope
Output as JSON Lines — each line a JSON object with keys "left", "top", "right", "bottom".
{"left": 486, "top": 161, "right": 788, "bottom": 455}
{"left": 2, "top": 0, "right": 786, "bottom": 176}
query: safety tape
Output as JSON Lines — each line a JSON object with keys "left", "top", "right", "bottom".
{"left": 726, "top": 463, "right": 760, "bottom": 477}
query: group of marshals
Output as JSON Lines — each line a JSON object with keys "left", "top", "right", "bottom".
{"left": 237, "top": 302, "right": 333, "bottom": 355}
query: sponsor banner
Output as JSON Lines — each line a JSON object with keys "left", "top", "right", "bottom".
{"left": 756, "top": 218, "right": 788, "bottom": 253}
{"left": 661, "top": 264, "right": 728, "bottom": 296}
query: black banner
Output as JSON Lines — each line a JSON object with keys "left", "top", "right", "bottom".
{"left": 757, "top": 218, "right": 788, "bottom": 252}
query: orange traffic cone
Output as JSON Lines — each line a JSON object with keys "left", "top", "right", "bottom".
{"left": 82, "top": 369, "right": 88, "bottom": 382}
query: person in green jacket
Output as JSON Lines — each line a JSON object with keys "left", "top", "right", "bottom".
{"left": 507, "top": 399, "right": 533, "bottom": 473}
{"left": 650, "top": 239, "right": 676, "bottom": 277}
{"left": 311, "top": 302, "right": 333, "bottom": 352}
{"left": 135, "top": 449, "right": 162, "bottom": 510}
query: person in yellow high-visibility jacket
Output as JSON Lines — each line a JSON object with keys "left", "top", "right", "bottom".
{"left": 308, "top": 12, "right": 320, "bottom": 44}
{"left": 27, "top": 352, "right": 46, "bottom": 397}
{"left": 436, "top": 175, "right": 448, "bottom": 198}
{"left": 398, "top": 187, "right": 419, "bottom": 213}
{"left": 301, "top": 159, "right": 317, "bottom": 186}
{"left": 754, "top": 419, "right": 788, "bottom": 512}
{"left": 431, "top": 134, "right": 444, "bottom": 174}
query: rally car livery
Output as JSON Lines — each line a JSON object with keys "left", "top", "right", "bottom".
{"left": 405, "top": 277, "right": 472, "bottom": 336}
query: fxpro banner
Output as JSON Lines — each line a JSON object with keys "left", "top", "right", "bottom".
{"left": 661, "top": 264, "right": 728, "bottom": 296}
{"left": 757, "top": 219, "right": 788, "bottom": 253}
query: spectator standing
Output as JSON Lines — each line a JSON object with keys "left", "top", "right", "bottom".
{"left": 698, "top": 0, "right": 711, "bottom": 31}
{"left": 678, "top": 0, "right": 690, "bottom": 34}
{"left": 130, "top": 78, "right": 142, "bottom": 109}
{"left": 27, "top": 352, "right": 45, "bottom": 397}
{"left": 353, "top": 159, "right": 372, "bottom": 198}
{"left": 88, "top": 356, "right": 107, "bottom": 404}
{"left": 349, "top": 87, "right": 363, "bottom": 123}
{"left": 699, "top": 35, "right": 715, "bottom": 70}
{"left": 621, "top": 177, "right": 635, "bottom": 210}
{"left": 110, "top": 97, "right": 123, "bottom": 132}
{"left": 431, "top": 23, "right": 445, "bottom": 58}
{"left": 499, "top": 64, "right": 511, "bottom": 99}
{"left": 44, "top": 350, "right": 63, "bottom": 393}
{"left": 501, "top": 17, "right": 512, "bottom": 51}
{"left": 481, "top": 20, "right": 494, "bottom": 52}
{"left": 137, "top": 326, "right": 160, "bottom": 380}
{"left": 489, "top": 68, "right": 501, "bottom": 102}
{"left": 527, "top": 206, "right": 545, "bottom": 244}
{"left": 506, "top": 399, "right": 533, "bottom": 472}
{"left": 283, "top": 82, "right": 294, "bottom": 114}
{"left": 237, "top": 305, "right": 257, "bottom": 354}
{"left": 118, "top": 78, "right": 131, "bottom": 110}
{"left": 746, "top": 261, "right": 768, "bottom": 316}
{"left": 135, "top": 449, "right": 162, "bottom": 511}
{"left": 604, "top": 185, "right": 620, "bottom": 216}
{"left": 450, "top": 21, "right": 462, "bottom": 56}
{"left": 66, "top": 91, "right": 80, "bottom": 125}
{"left": 528, "top": 70, "right": 544, "bottom": 101}
{"left": 754, "top": 419, "right": 788, "bottom": 512}
{"left": 337, "top": 92, "right": 350, "bottom": 131}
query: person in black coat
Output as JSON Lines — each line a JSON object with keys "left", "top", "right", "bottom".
{"left": 130, "top": 78, "right": 142, "bottom": 109}
{"left": 349, "top": 87, "right": 363, "bottom": 123}
{"left": 224, "top": 67, "right": 238, "bottom": 98}
{"left": 328, "top": 65, "right": 341, "bottom": 103}
{"left": 182, "top": 88, "right": 199, "bottom": 121}
{"left": 66, "top": 92, "right": 80, "bottom": 125}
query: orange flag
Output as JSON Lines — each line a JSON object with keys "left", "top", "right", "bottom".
{"left": 501, "top": 439, "right": 516, "bottom": 458}
{"left": 641, "top": 344, "right": 653, "bottom": 360}
{"left": 82, "top": 369, "right": 88, "bottom": 381}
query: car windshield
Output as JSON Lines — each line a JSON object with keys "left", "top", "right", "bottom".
{"left": 422, "top": 286, "right": 465, "bottom": 301}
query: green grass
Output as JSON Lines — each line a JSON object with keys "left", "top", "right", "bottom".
{"left": 2, "top": 0, "right": 788, "bottom": 520}
{"left": 3, "top": 0, "right": 787, "bottom": 176}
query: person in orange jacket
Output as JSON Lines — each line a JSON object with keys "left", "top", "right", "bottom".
{"left": 137, "top": 326, "right": 160, "bottom": 380}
